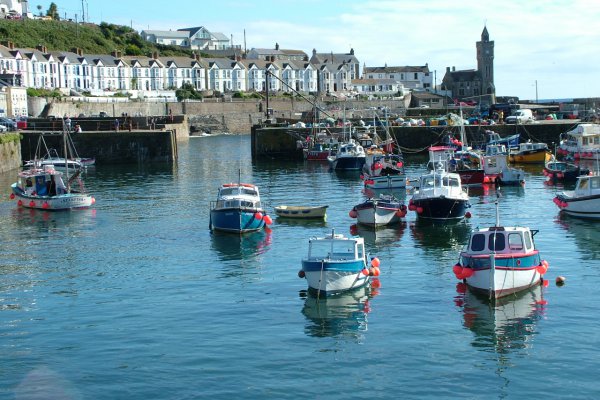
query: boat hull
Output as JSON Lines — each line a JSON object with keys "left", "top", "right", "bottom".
{"left": 301, "top": 259, "right": 369, "bottom": 295}
{"left": 544, "top": 162, "right": 589, "bottom": 182}
{"left": 460, "top": 253, "right": 544, "bottom": 299}
{"left": 456, "top": 169, "right": 485, "bottom": 186}
{"left": 412, "top": 197, "right": 468, "bottom": 220}
{"left": 210, "top": 208, "right": 266, "bottom": 233}
{"left": 11, "top": 184, "right": 93, "bottom": 210}
{"left": 355, "top": 203, "right": 402, "bottom": 227}
{"left": 274, "top": 205, "right": 327, "bottom": 219}
{"left": 304, "top": 149, "right": 331, "bottom": 161}
{"left": 329, "top": 156, "right": 366, "bottom": 171}
{"left": 509, "top": 150, "right": 552, "bottom": 164}
{"left": 555, "top": 194, "right": 600, "bottom": 219}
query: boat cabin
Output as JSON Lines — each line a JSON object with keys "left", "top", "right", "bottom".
{"left": 307, "top": 233, "right": 365, "bottom": 262}
{"left": 575, "top": 175, "right": 600, "bottom": 196}
{"left": 467, "top": 226, "right": 536, "bottom": 256}
{"left": 215, "top": 184, "right": 261, "bottom": 209}
{"left": 514, "top": 142, "right": 548, "bottom": 153}
{"left": 17, "top": 167, "right": 67, "bottom": 196}
{"left": 419, "top": 170, "right": 461, "bottom": 190}
{"left": 485, "top": 144, "right": 507, "bottom": 156}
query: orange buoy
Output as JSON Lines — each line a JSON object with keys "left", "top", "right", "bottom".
{"left": 42, "top": 202, "right": 50, "bottom": 209}
{"left": 263, "top": 215, "right": 273, "bottom": 225}
{"left": 254, "top": 212, "right": 263, "bottom": 220}
{"left": 370, "top": 257, "right": 380, "bottom": 268}
{"left": 17, "top": 199, "right": 23, "bottom": 207}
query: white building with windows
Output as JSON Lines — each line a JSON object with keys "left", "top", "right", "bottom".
{"left": 363, "top": 65, "right": 433, "bottom": 91}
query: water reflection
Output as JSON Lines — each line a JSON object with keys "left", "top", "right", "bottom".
{"left": 455, "top": 283, "right": 545, "bottom": 354}
{"left": 351, "top": 223, "right": 406, "bottom": 248}
{"left": 210, "top": 229, "right": 272, "bottom": 262}
{"left": 301, "top": 283, "right": 379, "bottom": 338}
{"left": 555, "top": 217, "right": 600, "bottom": 260}
{"left": 409, "top": 218, "right": 471, "bottom": 252}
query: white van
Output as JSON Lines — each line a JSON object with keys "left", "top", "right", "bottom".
{"left": 505, "top": 109, "right": 534, "bottom": 124}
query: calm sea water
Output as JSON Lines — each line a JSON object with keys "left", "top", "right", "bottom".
{"left": 1, "top": 135, "right": 599, "bottom": 399}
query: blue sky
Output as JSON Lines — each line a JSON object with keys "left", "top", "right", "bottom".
{"left": 35, "top": 0, "right": 599, "bottom": 100}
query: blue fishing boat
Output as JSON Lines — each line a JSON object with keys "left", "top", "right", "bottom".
{"left": 209, "top": 183, "right": 272, "bottom": 233}
{"left": 299, "top": 229, "right": 380, "bottom": 295}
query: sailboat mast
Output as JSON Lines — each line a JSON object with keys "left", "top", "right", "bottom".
{"left": 63, "top": 119, "right": 70, "bottom": 192}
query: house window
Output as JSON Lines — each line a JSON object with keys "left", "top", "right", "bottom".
{"left": 414, "top": 73, "right": 418, "bottom": 80}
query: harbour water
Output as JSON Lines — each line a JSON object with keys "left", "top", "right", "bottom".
{"left": 1, "top": 134, "right": 599, "bottom": 399}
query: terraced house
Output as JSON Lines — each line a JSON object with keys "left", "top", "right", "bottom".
{"left": 0, "top": 41, "right": 354, "bottom": 98}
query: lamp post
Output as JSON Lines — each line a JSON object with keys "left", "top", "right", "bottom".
{"left": 535, "top": 80, "right": 538, "bottom": 103}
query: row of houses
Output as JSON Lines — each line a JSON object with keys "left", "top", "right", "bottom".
{"left": 0, "top": 40, "right": 436, "bottom": 100}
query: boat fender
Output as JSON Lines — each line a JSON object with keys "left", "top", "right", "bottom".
{"left": 29, "top": 201, "right": 35, "bottom": 207}
{"left": 9, "top": 193, "right": 14, "bottom": 199}
{"left": 263, "top": 215, "right": 273, "bottom": 225}
{"left": 556, "top": 276, "right": 566, "bottom": 286}
{"left": 349, "top": 209, "right": 358, "bottom": 218}
{"left": 17, "top": 199, "right": 23, "bottom": 207}
{"left": 298, "top": 270, "right": 305, "bottom": 278}
{"left": 465, "top": 212, "right": 472, "bottom": 219}
{"left": 361, "top": 268, "right": 370, "bottom": 276}
{"left": 254, "top": 212, "right": 263, "bottom": 220}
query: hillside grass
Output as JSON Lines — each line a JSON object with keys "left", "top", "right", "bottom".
{"left": 0, "top": 19, "right": 211, "bottom": 58}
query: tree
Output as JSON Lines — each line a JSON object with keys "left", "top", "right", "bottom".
{"left": 37, "top": 5, "right": 43, "bottom": 17}
{"left": 46, "top": 2, "right": 59, "bottom": 20}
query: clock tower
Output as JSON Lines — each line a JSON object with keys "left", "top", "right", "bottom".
{"left": 476, "top": 26, "right": 495, "bottom": 100}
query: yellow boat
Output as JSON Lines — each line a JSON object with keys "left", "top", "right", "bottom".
{"left": 508, "top": 142, "right": 552, "bottom": 164}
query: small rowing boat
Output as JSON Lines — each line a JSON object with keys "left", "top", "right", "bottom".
{"left": 274, "top": 205, "right": 328, "bottom": 219}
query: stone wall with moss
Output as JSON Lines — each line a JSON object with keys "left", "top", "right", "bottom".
{"left": 0, "top": 133, "right": 22, "bottom": 173}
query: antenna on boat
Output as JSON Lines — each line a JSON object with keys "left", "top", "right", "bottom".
{"left": 494, "top": 191, "right": 501, "bottom": 227}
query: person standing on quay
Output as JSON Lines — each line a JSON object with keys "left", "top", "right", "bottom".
{"left": 114, "top": 118, "right": 120, "bottom": 131}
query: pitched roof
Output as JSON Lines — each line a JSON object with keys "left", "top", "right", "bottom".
{"left": 446, "top": 69, "right": 480, "bottom": 81}
{"left": 365, "top": 65, "right": 430, "bottom": 74}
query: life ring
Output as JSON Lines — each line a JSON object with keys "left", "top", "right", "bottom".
{"left": 241, "top": 183, "right": 255, "bottom": 188}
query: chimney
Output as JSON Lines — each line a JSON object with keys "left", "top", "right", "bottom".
{"left": 37, "top": 44, "right": 48, "bottom": 53}
{"left": 446, "top": 67, "right": 450, "bottom": 72}
{"left": 452, "top": 66, "right": 456, "bottom": 72}
{"left": 111, "top": 50, "right": 118, "bottom": 57}
{"left": 193, "top": 52, "right": 200, "bottom": 62}
{"left": 152, "top": 51, "right": 159, "bottom": 59}
{"left": 236, "top": 56, "right": 241, "bottom": 62}
{"left": 270, "top": 55, "right": 275, "bottom": 62}
{"left": 2, "top": 41, "right": 14, "bottom": 50}
{"left": 275, "top": 42, "right": 279, "bottom": 50}
{"left": 71, "top": 48, "right": 83, "bottom": 56}
{"left": 117, "top": 51, "right": 122, "bottom": 58}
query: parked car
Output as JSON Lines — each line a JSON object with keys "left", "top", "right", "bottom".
{"left": 0, "top": 117, "right": 16, "bottom": 130}
{"left": 16, "top": 116, "right": 27, "bottom": 129}
{"left": 505, "top": 109, "right": 534, "bottom": 124}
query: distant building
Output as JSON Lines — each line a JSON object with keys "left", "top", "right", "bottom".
{"left": 310, "top": 48, "right": 359, "bottom": 94}
{"left": 362, "top": 64, "right": 432, "bottom": 91}
{"left": 441, "top": 26, "right": 496, "bottom": 104}
{"left": 141, "top": 26, "right": 235, "bottom": 51}
{"left": 350, "top": 78, "right": 405, "bottom": 97}
{"left": 247, "top": 43, "right": 308, "bottom": 62}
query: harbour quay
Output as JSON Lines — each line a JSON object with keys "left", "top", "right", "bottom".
{"left": 19, "top": 129, "right": 178, "bottom": 165}
{"left": 251, "top": 120, "right": 575, "bottom": 160}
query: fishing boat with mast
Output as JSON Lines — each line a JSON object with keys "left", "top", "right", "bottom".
{"left": 452, "top": 199, "right": 549, "bottom": 300}
{"left": 10, "top": 124, "right": 95, "bottom": 210}
{"left": 209, "top": 170, "right": 273, "bottom": 233}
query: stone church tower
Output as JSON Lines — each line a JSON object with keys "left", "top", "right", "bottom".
{"left": 476, "top": 26, "right": 495, "bottom": 100}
